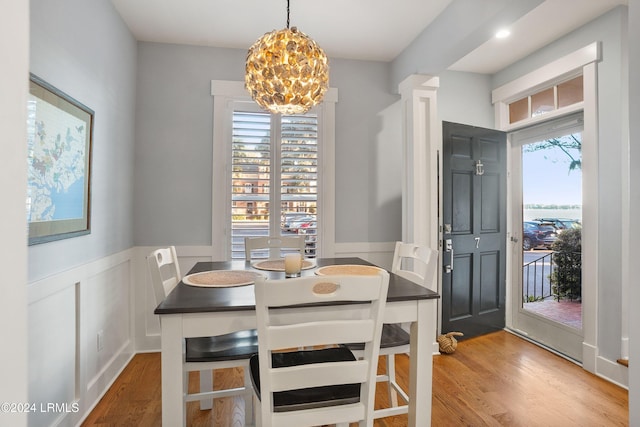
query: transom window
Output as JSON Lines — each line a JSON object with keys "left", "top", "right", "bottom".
{"left": 509, "top": 75, "right": 583, "bottom": 124}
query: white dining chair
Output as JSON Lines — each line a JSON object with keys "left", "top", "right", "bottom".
{"left": 244, "top": 235, "right": 306, "bottom": 260}
{"left": 250, "top": 271, "right": 389, "bottom": 427}
{"left": 347, "top": 241, "right": 438, "bottom": 418}
{"left": 147, "top": 246, "right": 258, "bottom": 422}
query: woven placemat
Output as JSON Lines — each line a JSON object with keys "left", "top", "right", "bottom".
{"left": 252, "top": 259, "right": 316, "bottom": 272}
{"left": 315, "top": 264, "right": 383, "bottom": 276}
{"left": 182, "top": 270, "right": 263, "bottom": 287}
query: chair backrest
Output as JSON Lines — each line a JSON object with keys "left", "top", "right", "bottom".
{"left": 147, "top": 246, "right": 182, "bottom": 305}
{"left": 391, "top": 242, "right": 438, "bottom": 291}
{"left": 244, "top": 235, "right": 306, "bottom": 260}
{"left": 253, "top": 271, "right": 389, "bottom": 426}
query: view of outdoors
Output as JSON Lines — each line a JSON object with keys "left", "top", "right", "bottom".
{"left": 230, "top": 111, "right": 319, "bottom": 259}
{"left": 521, "top": 132, "right": 583, "bottom": 329}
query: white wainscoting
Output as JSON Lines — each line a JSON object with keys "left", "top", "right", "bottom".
{"left": 332, "top": 241, "right": 396, "bottom": 270}
{"left": 27, "top": 249, "right": 135, "bottom": 427}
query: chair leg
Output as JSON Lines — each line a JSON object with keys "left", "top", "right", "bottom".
{"left": 243, "top": 366, "right": 253, "bottom": 425}
{"left": 386, "top": 355, "right": 399, "bottom": 407}
{"left": 199, "top": 369, "right": 214, "bottom": 410}
{"left": 253, "top": 394, "right": 262, "bottom": 427}
{"left": 183, "top": 370, "right": 189, "bottom": 413}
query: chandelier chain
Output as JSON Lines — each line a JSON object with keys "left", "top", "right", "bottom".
{"left": 286, "top": 0, "right": 290, "bottom": 29}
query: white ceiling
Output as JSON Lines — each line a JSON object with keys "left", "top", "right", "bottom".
{"left": 111, "top": 0, "right": 627, "bottom": 74}
{"left": 449, "top": 0, "right": 628, "bottom": 74}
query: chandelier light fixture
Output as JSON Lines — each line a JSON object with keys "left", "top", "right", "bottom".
{"left": 245, "top": 0, "right": 329, "bottom": 115}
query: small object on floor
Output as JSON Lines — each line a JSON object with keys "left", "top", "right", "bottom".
{"left": 438, "top": 332, "right": 464, "bottom": 354}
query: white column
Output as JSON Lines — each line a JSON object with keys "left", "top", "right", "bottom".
{"left": 399, "top": 75, "right": 441, "bottom": 352}
{"left": 398, "top": 75, "right": 440, "bottom": 251}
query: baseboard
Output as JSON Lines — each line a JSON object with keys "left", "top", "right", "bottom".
{"left": 582, "top": 340, "right": 597, "bottom": 373}
{"left": 596, "top": 355, "right": 629, "bottom": 389}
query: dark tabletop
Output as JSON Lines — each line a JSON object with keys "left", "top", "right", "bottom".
{"left": 155, "top": 257, "right": 439, "bottom": 315}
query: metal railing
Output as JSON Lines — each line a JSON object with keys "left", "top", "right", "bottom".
{"left": 523, "top": 252, "right": 555, "bottom": 302}
{"left": 523, "top": 251, "right": 582, "bottom": 302}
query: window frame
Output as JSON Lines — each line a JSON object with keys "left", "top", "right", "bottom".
{"left": 211, "top": 80, "right": 338, "bottom": 261}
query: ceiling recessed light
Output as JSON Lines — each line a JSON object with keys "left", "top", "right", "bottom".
{"left": 495, "top": 29, "right": 511, "bottom": 39}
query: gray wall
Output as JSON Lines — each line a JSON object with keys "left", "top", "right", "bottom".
{"left": 438, "top": 70, "right": 494, "bottom": 128}
{"left": 330, "top": 59, "right": 401, "bottom": 243}
{"left": 29, "top": 0, "right": 137, "bottom": 281}
{"left": 492, "top": 6, "right": 628, "bottom": 362}
{"left": 133, "top": 43, "right": 243, "bottom": 246}
{"left": 134, "top": 44, "right": 402, "bottom": 246}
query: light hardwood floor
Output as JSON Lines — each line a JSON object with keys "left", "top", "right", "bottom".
{"left": 81, "top": 331, "right": 628, "bottom": 426}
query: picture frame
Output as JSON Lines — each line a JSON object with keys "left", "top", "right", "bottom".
{"left": 27, "top": 74, "right": 94, "bottom": 245}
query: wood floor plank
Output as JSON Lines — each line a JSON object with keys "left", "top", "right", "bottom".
{"left": 81, "top": 331, "right": 628, "bottom": 426}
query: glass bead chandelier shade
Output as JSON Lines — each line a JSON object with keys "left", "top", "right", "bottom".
{"left": 245, "top": 19, "right": 329, "bottom": 114}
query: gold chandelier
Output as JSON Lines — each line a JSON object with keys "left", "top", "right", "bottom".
{"left": 245, "top": 0, "right": 329, "bottom": 115}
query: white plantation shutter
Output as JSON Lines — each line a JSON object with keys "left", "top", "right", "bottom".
{"left": 231, "top": 110, "right": 318, "bottom": 259}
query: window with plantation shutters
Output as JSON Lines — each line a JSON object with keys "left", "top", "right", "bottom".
{"left": 231, "top": 110, "right": 318, "bottom": 259}
{"left": 211, "top": 80, "right": 335, "bottom": 262}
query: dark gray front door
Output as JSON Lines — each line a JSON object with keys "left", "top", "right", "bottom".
{"left": 442, "top": 122, "right": 507, "bottom": 339}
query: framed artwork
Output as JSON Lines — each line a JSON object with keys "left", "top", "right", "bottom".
{"left": 27, "top": 74, "right": 94, "bottom": 245}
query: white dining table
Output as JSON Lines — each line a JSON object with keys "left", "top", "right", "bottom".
{"left": 154, "top": 257, "right": 439, "bottom": 426}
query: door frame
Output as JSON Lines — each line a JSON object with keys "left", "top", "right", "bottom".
{"left": 492, "top": 43, "right": 600, "bottom": 371}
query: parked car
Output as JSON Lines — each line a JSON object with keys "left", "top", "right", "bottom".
{"left": 523, "top": 221, "right": 558, "bottom": 250}
{"left": 532, "top": 217, "right": 581, "bottom": 232}
{"left": 281, "top": 212, "right": 317, "bottom": 254}
{"left": 281, "top": 212, "right": 312, "bottom": 231}
{"left": 289, "top": 215, "right": 316, "bottom": 232}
